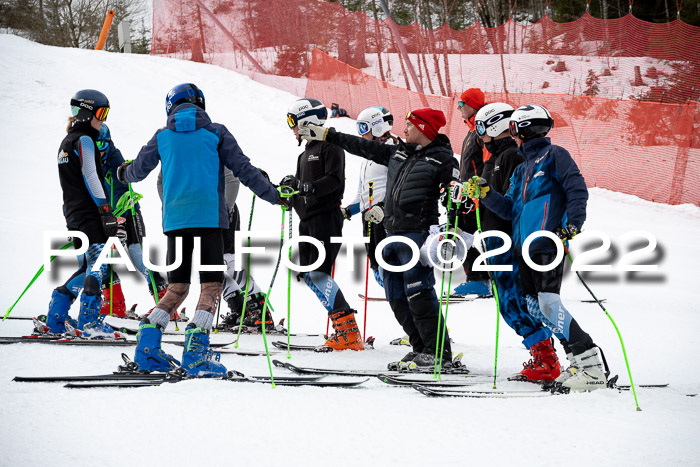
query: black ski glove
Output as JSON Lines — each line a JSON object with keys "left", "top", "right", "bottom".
{"left": 116, "top": 160, "right": 133, "bottom": 184}
{"left": 555, "top": 224, "right": 580, "bottom": 241}
{"left": 99, "top": 204, "right": 118, "bottom": 237}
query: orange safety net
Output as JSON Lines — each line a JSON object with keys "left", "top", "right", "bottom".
{"left": 152, "top": 0, "right": 700, "bottom": 205}
{"left": 308, "top": 49, "right": 700, "bottom": 206}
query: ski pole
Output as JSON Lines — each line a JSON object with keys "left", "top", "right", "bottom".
{"left": 261, "top": 185, "right": 299, "bottom": 387}
{"left": 471, "top": 176, "right": 503, "bottom": 389}
{"left": 362, "top": 181, "right": 374, "bottom": 341}
{"left": 4, "top": 241, "right": 74, "bottom": 320}
{"left": 234, "top": 194, "right": 256, "bottom": 347}
{"left": 325, "top": 262, "right": 336, "bottom": 336}
{"left": 435, "top": 182, "right": 462, "bottom": 379}
{"left": 564, "top": 244, "right": 641, "bottom": 411}
{"left": 286, "top": 206, "right": 293, "bottom": 359}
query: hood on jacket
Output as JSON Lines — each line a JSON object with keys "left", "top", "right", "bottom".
{"left": 166, "top": 103, "right": 212, "bottom": 133}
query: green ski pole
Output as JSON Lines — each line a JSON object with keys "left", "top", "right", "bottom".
{"left": 4, "top": 242, "right": 74, "bottom": 320}
{"left": 471, "top": 176, "right": 503, "bottom": 389}
{"left": 564, "top": 244, "right": 641, "bottom": 411}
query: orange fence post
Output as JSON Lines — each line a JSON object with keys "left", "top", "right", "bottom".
{"left": 95, "top": 10, "right": 116, "bottom": 50}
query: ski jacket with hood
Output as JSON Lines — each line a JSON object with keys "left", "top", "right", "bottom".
{"left": 481, "top": 137, "right": 588, "bottom": 255}
{"left": 124, "top": 104, "right": 278, "bottom": 233}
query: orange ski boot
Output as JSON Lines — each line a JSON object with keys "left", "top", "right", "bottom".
{"left": 323, "top": 309, "right": 364, "bottom": 351}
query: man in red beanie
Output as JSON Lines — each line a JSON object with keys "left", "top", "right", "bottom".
{"left": 453, "top": 88, "right": 492, "bottom": 297}
{"left": 297, "top": 109, "right": 463, "bottom": 372}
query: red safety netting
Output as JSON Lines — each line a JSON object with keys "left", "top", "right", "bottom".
{"left": 152, "top": 0, "right": 700, "bottom": 205}
{"left": 308, "top": 49, "right": 700, "bottom": 206}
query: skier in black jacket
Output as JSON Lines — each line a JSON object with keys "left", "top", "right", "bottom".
{"left": 45, "top": 89, "right": 120, "bottom": 338}
{"left": 454, "top": 88, "right": 491, "bottom": 296}
{"left": 281, "top": 98, "right": 364, "bottom": 351}
{"left": 472, "top": 103, "right": 558, "bottom": 383}
{"left": 299, "top": 107, "right": 459, "bottom": 369}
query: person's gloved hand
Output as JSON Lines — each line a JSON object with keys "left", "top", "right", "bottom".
{"left": 276, "top": 195, "right": 292, "bottom": 210}
{"left": 340, "top": 206, "right": 352, "bottom": 220}
{"left": 98, "top": 204, "right": 118, "bottom": 237}
{"left": 466, "top": 176, "right": 490, "bottom": 199}
{"left": 116, "top": 160, "right": 133, "bottom": 184}
{"left": 279, "top": 175, "right": 300, "bottom": 191}
{"left": 364, "top": 205, "right": 384, "bottom": 224}
{"left": 298, "top": 122, "right": 328, "bottom": 141}
{"left": 555, "top": 224, "right": 580, "bottom": 241}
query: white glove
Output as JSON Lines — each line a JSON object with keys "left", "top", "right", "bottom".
{"left": 363, "top": 205, "right": 384, "bottom": 224}
{"left": 298, "top": 122, "right": 328, "bottom": 141}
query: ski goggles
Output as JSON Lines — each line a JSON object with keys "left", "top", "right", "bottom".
{"left": 356, "top": 121, "right": 371, "bottom": 135}
{"left": 94, "top": 106, "right": 110, "bottom": 121}
{"left": 509, "top": 120, "right": 519, "bottom": 138}
{"left": 458, "top": 101, "right": 466, "bottom": 108}
{"left": 475, "top": 120, "right": 487, "bottom": 136}
{"left": 286, "top": 113, "right": 298, "bottom": 128}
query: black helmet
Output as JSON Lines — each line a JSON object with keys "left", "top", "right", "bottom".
{"left": 70, "top": 89, "right": 110, "bottom": 122}
{"left": 166, "top": 83, "right": 205, "bottom": 115}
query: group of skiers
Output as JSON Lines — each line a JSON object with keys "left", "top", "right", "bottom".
{"left": 45, "top": 83, "right": 608, "bottom": 391}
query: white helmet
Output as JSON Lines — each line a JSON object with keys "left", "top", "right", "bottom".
{"left": 287, "top": 98, "right": 327, "bottom": 128}
{"left": 509, "top": 104, "right": 554, "bottom": 141}
{"left": 474, "top": 103, "right": 514, "bottom": 137}
{"left": 356, "top": 106, "right": 394, "bottom": 137}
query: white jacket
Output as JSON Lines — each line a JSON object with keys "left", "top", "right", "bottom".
{"left": 349, "top": 159, "right": 388, "bottom": 211}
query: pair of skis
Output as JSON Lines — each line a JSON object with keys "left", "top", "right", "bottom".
{"left": 13, "top": 354, "right": 369, "bottom": 389}
{"left": 0, "top": 334, "right": 236, "bottom": 348}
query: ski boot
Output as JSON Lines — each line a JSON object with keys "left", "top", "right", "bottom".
{"left": 221, "top": 290, "right": 244, "bottom": 328}
{"left": 510, "top": 338, "right": 561, "bottom": 382}
{"left": 134, "top": 321, "right": 180, "bottom": 372}
{"left": 322, "top": 309, "right": 364, "bottom": 351}
{"left": 453, "top": 280, "right": 491, "bottom": 297}
{"left": 400, "top": 351, "right": 453, "bottom": 372}
{"left": 387, "top": 350, "right": 419, "bottom": 371}
{"left": 560, "top": 347, "right": 608, "bottom": 392}
{"left": 77, "top": 294, "right": 122, "bottom": 338}
{"left": 242, "top": 292, "right": 274, "bottom": 328}
{"left": 45, "top": 289, "right": 75, "bottom": 334}
{"left": 181, "top": 324, "right": 228, "bottom": 377}
{"left": 101, "top": 281, "right": 126, "bottom": 317}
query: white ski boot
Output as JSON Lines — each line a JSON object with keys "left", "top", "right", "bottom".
{"left": 561, "top": 347, "right": 608, "bottom": 392}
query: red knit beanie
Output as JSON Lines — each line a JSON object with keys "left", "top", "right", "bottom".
{"left": 459, "top": 88, "right": 485, "bottom": 111}
{"left": 407, "top": 108, "right": 446, "bottom": 141}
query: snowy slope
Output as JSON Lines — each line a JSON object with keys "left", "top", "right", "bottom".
{"left": 1, "top": 34, "right": 699, "bottom": 467}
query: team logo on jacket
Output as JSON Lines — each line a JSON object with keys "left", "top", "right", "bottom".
{"left": 307, "top": 154, "right": 319, "bottom": 162}
{"left": 533, "top": 170, "right": 545, "bottom": 178}
{"left": 57, "top": 150, "right": 69, "bottom": 165}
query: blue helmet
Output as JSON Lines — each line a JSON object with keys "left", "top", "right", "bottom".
{"left": 96, "top": 123, "right": 112, "bottom": 153}
{"left": 70, "top": 89, "right": 110, "bottom": 122}
{"left": 165, "top": 83, "right": 205, "bottom": 116}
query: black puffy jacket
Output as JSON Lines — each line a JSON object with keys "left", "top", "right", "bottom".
{"left": 326, "top": 129, "right": 459, "bottom": 234}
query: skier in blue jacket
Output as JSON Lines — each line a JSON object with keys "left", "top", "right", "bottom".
{"left": 118, "top": 83, "right": 287, "bottom": 376}
{"left": 468, "top": 104, "right": 608, "bottom": 392}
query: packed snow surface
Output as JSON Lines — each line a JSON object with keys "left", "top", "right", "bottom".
{"left": 0, "top": 35, "right": 698, "bottom": 466}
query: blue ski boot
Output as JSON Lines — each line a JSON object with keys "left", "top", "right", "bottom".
{"left": 45, "top": 289, "right": 75, "bottom": 334}
{"left": 181, "top": 324, "right": 227, "bottom": 377}
{"left": 77, "top": 294, "right": 120, "bottom": 338}
{"left": 453, "top": 280, "right": 491, "bottom": 297}
{"left": 134, "top": 321, "right": 180, "bottom": 372}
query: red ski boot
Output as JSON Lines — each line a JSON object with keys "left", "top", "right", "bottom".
{"left": 510, "top": 338, "right": 561, "bottom": 382}
{"left": 101, "top": 282, "right": 126, "bottom": 317}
